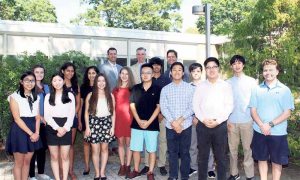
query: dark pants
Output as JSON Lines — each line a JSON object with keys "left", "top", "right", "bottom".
{"left": 166, "top": 126, "right": 192, "bottom": 180}
{"left": 196, "top": 121, "right": 228, "bottom": 180}
{"left": 29, "top": 124, "right": 47, "bottom": 177}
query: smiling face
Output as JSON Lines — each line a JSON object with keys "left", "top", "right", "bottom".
{"left": 107, "top": 49, "right": 117, "bottom": 63}
{"left": 51, "top": 75, "right": 64, "bottom": 91}
{"left": 167, "top": 52, "right": 177, "bottom": 65}
{"left": 88, "top": 68, "right": 97, "bottom": 84}
{"left": 205, "top": 61, "right": 219, "bottom": 81}
{"left": 171, "top": 64, "right": 184, "bottom": 81}
{"left": 120, "top": 69, "right": 129, "bottom": 83}
{"left": 231, "top": 60, "right": 244, "bottom": 75}
{"left": 263, "top": 64, "right": 279, "bottom": 84}
{"left": 62, "top": 65, "right": 75, "bottom": 80}
{"left": 21, "top": 75, "right": 36, "bottom": 93}
{"left": 97, "top": 75, "right": 106, "bottom": 90}
{"left": 136, "top": 49, "right": 146, "bottom": 63}
{"left": 33, "top": 67, "right": 45, "bottom": 82}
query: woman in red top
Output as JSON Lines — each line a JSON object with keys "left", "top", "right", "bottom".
{"left": 112, "top": 67, "right": 135, "bottom": 177}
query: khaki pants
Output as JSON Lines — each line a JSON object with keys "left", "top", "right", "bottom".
{"left": 145, "top": 119, "right": 167, "bottom": 167}
{"left": 228, "top": 121, "right": 254, "bottom": 178}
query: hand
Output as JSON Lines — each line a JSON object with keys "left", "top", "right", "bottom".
{"left": 30, "top": 133, "right": 39, "bottom": 142}
{"left": 141, "top": 121, "right": 150, "bottom": 129}
{"left": 85, "top": 128, "right": 91, "bottom": 138}
{"left": 158, "top": 113, "right": 164, "bottom": 123}
{"left": 57, "top": 127, "right": 66, "bottom": 137}
{"left": 260, "top": 123, "right": 271, "bottom": 136}
{"left": 41, "top": 117, "right": 47, "bottom": 125}
{"left": 192, "top": 117, "right": 198, "bottom": 126}
{"left": 110, "top": 128, "right": 115, "bottom": 136}
{"left": 78, "top": 122, "right": 82, "bottom": 131}
{"left": 203, "top": 119, "right": 219, "bottom": 128}
{"left": 138, "top": 120, "right": 147, "bottom": 128}
{"left": 171, "top": 119, "right": 183, "bottom": 134}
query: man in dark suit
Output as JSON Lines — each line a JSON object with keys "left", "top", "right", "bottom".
{"left": 98, "top": 47, "right": 123, "bottom": 92}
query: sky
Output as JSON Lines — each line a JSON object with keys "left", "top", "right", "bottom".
{"left": 50, "top": 0, "right": 200, "bottom": 32}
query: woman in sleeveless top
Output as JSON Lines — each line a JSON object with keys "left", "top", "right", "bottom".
{"left": 6, "top": 71, "right": 42, "bottom": 180}
{"left": 85, "top": 73, "right": 115, "bottom": 180}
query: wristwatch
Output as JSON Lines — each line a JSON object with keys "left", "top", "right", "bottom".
{"left": 268, "top": 121, "right": 275, "bottom": 128}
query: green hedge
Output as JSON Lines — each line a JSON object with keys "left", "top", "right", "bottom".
{"left": 0, "top": 51, "right": 97, "bottom": 140}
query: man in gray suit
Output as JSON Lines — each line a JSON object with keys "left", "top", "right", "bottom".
{"left": 130, "top": 47, "right": 147, "bottom": 84}
{"left": 98, "top": 47, "right": 123, "bottom": 92}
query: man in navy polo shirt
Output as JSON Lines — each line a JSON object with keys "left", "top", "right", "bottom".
{"left": 127, "top": 63, "right": 161, "bottom": 180}
{"left": 249, "top": 59, "right": 294, "bottom": 180}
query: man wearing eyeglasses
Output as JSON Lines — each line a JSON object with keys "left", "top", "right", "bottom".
{"left": 193, "top": 57, "right": 234, "bottom": 180}
{"left": 131, "top": 47, "right": 147, "bottom": 84}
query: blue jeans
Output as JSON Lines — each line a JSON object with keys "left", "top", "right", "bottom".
{"left": 166, "top": 126, "right": 192, "bottom": 179}
{"left": 196, "top": 121, "right": 228, "bottom": 180}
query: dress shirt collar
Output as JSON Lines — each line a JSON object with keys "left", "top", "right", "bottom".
{"left": 108, "top": 60, "right": 116, "bottom": 67}
{"left": 205, "top": 78, "right": 223, "bottom": 85}
{"left": 261, "top": 79, "right": 283, "bottom": 90}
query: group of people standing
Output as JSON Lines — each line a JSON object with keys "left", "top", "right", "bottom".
{"left": 5, "top": 46, "right": 294, "bottom": 180}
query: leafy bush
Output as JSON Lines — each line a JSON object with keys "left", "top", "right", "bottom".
{"left": 0, "top": 51, "right": 97, "bottom": 140}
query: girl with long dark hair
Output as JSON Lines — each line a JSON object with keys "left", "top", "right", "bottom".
{"left": 60, "top": 62, "right": 80, "bottom": 179}
{"left": 78, "top": 66, "right": 99, "bottom": 175}
{"left": 44, "top": 73, "right": 75, "bottom": 180}
{"left": 84, "top": 73, "right": 115, "bottom": 180}
{"left": 6, "top": 71, "right": 42, "bottom": 180}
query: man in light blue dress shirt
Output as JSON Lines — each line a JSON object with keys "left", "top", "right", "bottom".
{"left": 160, "top": 62, "right": 194, "bottom": 180}
{"left": 227, "top": 55, "right": 257, "bottom": 180}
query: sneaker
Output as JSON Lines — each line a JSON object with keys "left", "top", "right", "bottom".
{"left": 189, "top": 168, "right": 197, "bottom": 177}
{"left": 147, "top": 172, "right": 155, "bottom": 180}
{"left": 208, "top": 171, "right": 216, "bottom": 179}
{"left": 159, "top": 166, "right": 168, "bottom": 176}
{"left": 38, "top": 174, "right": 53, "bottom": 180}
{"left": 140, "top": 166, "right": 149, "bottom": 175}
{"left": 127, "top": 170, "right": 141, "bottom": 179}
{"left": 227, "top": 174, "right": 240, "bottom": 180}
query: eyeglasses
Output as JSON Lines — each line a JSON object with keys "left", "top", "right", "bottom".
{"left": 141, "top": 72, "right": 152, "bottom": 75}
{"left": 205, "top": 66, "right": 219, "bottom": 70}
{"left": 23, "top": 79, "right": 36, "bottom": 84}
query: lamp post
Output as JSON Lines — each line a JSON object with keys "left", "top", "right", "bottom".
{"left": 192, "top": 4, "right": 211, "bottom": 58}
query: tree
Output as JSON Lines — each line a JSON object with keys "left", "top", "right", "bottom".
{"left": 225, "top": 0, "right": 300, "bottom": 86}
{"left": 0, "top": 0, "right": 57, "bottom": 22}
{"left": 196, "top": 0, "right": 256, "bottom": 35}
{"left": 72, "top": 0, "right": 182, "bottom": 32}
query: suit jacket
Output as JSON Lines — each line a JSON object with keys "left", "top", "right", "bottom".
{"left": 98, "top": 61, "right": 122, "bottom": 92}
{"left": 130, "top": 63, "right": 142, "bottom": 84}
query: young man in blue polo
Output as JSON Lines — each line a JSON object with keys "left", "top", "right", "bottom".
{"left": 128, "top": 63, "right": 161, "bottom": 180}
{"left": 249, "top": 59, "right": 294, "bottom": 180}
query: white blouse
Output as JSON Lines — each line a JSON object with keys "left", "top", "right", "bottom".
{"left": 95, "top": 97, "right": 111, "bottom": 117}
{"left": 8, "top": 92, "right": 40, "bottom": 117}
{"left": 44, "top": 92, "right": 75, "bottom": 132}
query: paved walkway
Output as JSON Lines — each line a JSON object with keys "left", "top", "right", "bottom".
{"left": 1, "top": 141, "right": 300, "bottom": 180}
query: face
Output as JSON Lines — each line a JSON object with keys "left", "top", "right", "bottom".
{"left": 51, "top": 75, "right": 64, "bottom": 90}
{"left": 141, "top": 67, "right": 153, "bottom": 82}
{"left": 262, "top": 64, "right": 279, "bottom": 83}
{"left": 171, "top": 64, "right": 184, "bottom": 81}
{"left": 87, "top": 68, "right": 97, "bottom": 83}
{"left": 120, "top": 69, "right": 129, "bottom": 83}
{"left": 205, "top": 61, "right": 219, "bottom": 81}
{"left": 33, "top": 67, "right": 45, "bottom": 81}
{"left": 21, "top": 75, "right": 36, "bottom": 92}
{"left": 136, "top": 49, "right": 146, "bottom": 63}
{"left": 167, "top": 52, "right": 177, "bottom": 65}
{"left": 97, "top": 76, "right": 106, "bottom": 90}
{"left": 190, "top": 67, "right": 202, "bottom": 81}
{"left": 152, "top": 64, "right": 162, "bottom": 74}
{"left": 62, "top": 66, "right": 74, "bottom": 80}
{"left": 231, "top": 60, "right": 244, "bottom": 74}
{"left": 107, "top": 50, "right": 117, "bottom": 63}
